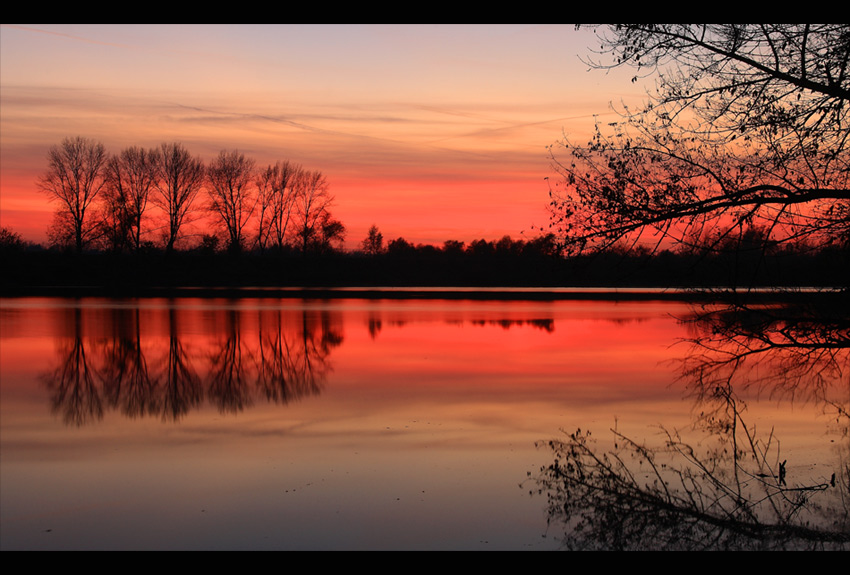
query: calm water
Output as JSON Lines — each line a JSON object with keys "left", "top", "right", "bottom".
{"left": 1, "top": 295, "right": 846, "bottom": 550}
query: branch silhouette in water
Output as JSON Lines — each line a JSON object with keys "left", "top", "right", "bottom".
{"left": 527, "top": 417, "right": 848, "bottom": 550}
{"left": 526, "top": 298, "right": 849, "bottom": 550}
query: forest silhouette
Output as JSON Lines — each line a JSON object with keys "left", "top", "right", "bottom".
{"left": 2, "top": 219, "right": 848, "bottom": 293}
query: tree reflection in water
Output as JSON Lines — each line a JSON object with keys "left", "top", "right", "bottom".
{"left": 42, "top": 303, "right": 343, "bottom": 424}
{"left": 160, "top": 306, "right": 203, "bottom": 421}
{"left": 207, "top": 308, "right": 254, "bottom": 414}
{"left": 255, "top": 307, "right": 341, "bottom": 404}
{"left": 527, "top": 296, "right": 849, "bottom": 550}
{"left": 678, "top": 298, "right": 849, "bottom": 427}
{"left": 44, "top": 307, "right": 103, "bottom": 426}
{"left": 97, "top": 306, "right": 160, "bottom": 419}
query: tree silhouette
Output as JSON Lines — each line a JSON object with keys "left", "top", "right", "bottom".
{"left": 98, "top": 181, "right": 134, "bottom": 253}
{"left": 314, "top": 212, "right": 346, "bottom": 254}
{"left": 37, "top": 136, "right": 108, "bottom": 253}
{"left": 206, "top": 150, "right": 257, "bottom": 254}
{"left": 153, "top": 142, "right": 205, "bottom": 254}
{"left": 255, "top": 160, "right": 301, "bottom": 252}
{"left": 387, "top": 237, "right": 415, "bottom": 256}
{"left": 292, "top": 169, "right": 333, "bottom": 255}
{"left": 362, "top": 224, "right": 384, "bottom": 255}
{"left": 101, "top": 145, "right": 160, "bottom": 253}
{"left": 0, "top": 226, "right": 26, "bottom": 251}
{"left": 547, "top": 25, "right": 850, "bottom": 261}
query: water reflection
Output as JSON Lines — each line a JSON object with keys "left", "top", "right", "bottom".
{"left": 527, "top": 298, "right": 849, "bottom": 550}
{"left": 678, "top": 299, "right": 849, "bottom": 422}
{"left": 46, "top": 307, "right": 103, "bottom": 426}
{"left": 33, "top": 300, "right": 569, "bottom": 427}
{"left": 160, "top": 306, "right": 202, "bottom": 421}
{"left": 3, "top": 295, "right": 846, "bottom": 549}
{"left": 471, "top": 318, "right": 554, "bottom": 332}
{"left": 41, "top": 301, "right": 344, "bottom": 424}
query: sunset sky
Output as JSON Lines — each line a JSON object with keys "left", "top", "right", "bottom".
{"left": 0, "top": 24, "right": 647, "bottom": 248}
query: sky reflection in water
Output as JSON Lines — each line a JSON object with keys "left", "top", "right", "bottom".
{"left": 1, "top": 297, "right": 844, "bottom": 550}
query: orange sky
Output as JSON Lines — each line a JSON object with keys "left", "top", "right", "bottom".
{"left": 0, "top": 24, "right": 646, "bottom": 248}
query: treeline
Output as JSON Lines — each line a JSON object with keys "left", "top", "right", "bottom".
{"left": 2, "top": 224, "right": 847, "bottom": 290}
{"left": 0, "top": 227, "right": 564, "bottom": 289}
{"left": 4, "top": 136, "right": 848, "bottom": 290}
{"left": 342, "top": 231, "right": 848, "bottom": 288}
{"left": 34, "top": 136, "right": 344, "bottom": 255}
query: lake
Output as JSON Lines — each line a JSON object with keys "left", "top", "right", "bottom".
{"left": 1, "top": 294, "right": 846, "bottom": 550}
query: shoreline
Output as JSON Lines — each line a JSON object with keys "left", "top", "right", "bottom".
{"left": 2, "top": 285, "right": 845, "bottom": 302}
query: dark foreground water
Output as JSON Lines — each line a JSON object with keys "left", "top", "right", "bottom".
{"left": 1, "top": 295, "right": 846, "bottom": 550}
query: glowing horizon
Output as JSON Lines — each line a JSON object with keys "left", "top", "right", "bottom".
{"left": 0, "top": 24, "right": 647, "bottom": 248}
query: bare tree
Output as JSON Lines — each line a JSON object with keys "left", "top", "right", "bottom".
{"left": 206, "top": 150, "right": 257, "bottom": 253}
{"left": 547, "top": 25, "right": 850, "bottom": 262}
{"left": 97, "top": 183, "right": 133, "bottom": 253}
{"left": 37, "top": 136, "right": 108, "bottom": 253}
{"left": 254, "top": 165, "right": 275, "bottom": 253}
{"left": 292, "top": 169, "right": 333, "bottom": 254}
{"left": 255, "top": 160, "right": 301, "bottom": 252}
{"left": 102, "top": 146, "right": 161, "bottom": 252}
{"left": 153, "top": 142, "right": 205, "bottom": 254}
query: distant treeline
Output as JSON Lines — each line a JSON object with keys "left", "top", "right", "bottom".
{"left": 2, "top": 227, "right": 847, "bottom": 292}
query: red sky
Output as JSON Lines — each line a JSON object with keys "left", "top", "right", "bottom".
{"left": 0, "top": 24, "right": 646, "bottom": 248}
